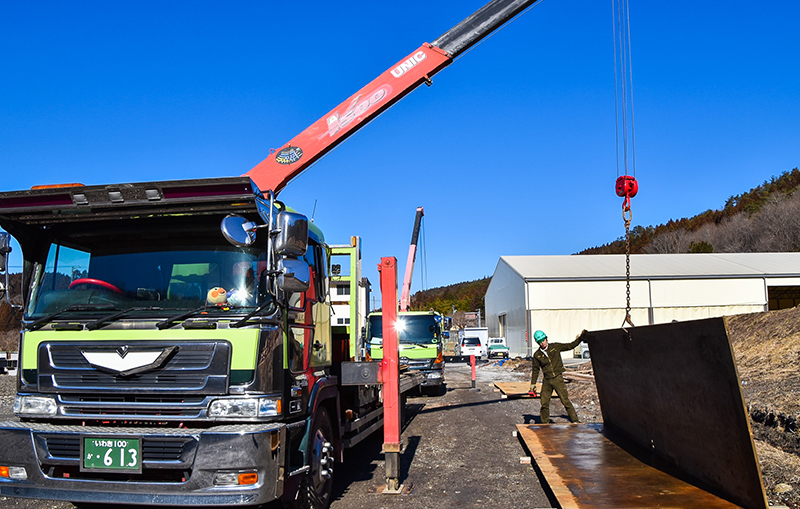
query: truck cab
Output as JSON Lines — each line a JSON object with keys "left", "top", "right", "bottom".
{"left": 366, "top": 310, "right": 445, "bottom": 394}
{"left": 0, "top": 176, "right": 396, "bottom": 507}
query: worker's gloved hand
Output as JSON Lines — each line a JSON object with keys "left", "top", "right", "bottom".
{"left": 576, "top": 329, "right": 589, "bottom": 341}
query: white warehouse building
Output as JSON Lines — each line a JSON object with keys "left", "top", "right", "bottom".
{"left": 485, "top": 253, "right": 800, "bottom": 359}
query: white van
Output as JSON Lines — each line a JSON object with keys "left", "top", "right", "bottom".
{"left": 460, "top": 336, "right": 484, "bottom": 358}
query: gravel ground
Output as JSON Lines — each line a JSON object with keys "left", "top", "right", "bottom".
{"left": 0, "top": 375, "right": 16, "bottom": 420}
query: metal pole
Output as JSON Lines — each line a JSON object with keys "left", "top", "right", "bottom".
{"left": 470, "top": 355, "right": 476, "bottom": 389}
{"left": 378, "top": 257, "right": 402, "bottom": 493}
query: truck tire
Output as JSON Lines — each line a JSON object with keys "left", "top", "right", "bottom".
{"left": 285, "top": 407, "right": 335, "bottom": 509}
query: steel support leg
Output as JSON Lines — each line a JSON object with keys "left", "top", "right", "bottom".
{"left": 379, "top": 257, "right": 402, "bottom": 493}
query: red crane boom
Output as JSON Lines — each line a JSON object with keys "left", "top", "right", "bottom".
{"left": 400, "top": 207, "right": 425, "bottom": 312}
{"left": 245, "top": 0, "right": 542, "bottom": 193}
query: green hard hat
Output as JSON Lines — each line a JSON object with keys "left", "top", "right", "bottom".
{"left": 534, "top": 330, "right": 547, "bottom": 344}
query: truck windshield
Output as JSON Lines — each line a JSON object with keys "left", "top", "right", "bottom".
{"left": 368, "top": 314, "right": 440, "bottom": 345}
{"left": 27, "top": 240, "right": 266, "bottom": 319}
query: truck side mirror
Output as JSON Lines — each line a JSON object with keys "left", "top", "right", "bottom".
{"left": 0, "top": 233, "right": 10, "bottom": 302}
{"left": 275, "top": 212, "right": 308, "bottom": 257}
{"left": 277, "top": 258, "right": 310, "bottom": 293}
{"left": 221, "top": 215, "right": 257, "bottom": 247}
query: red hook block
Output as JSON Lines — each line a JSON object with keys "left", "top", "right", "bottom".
{"left": 615, "top": 175, "right": 639, "bottom": 199}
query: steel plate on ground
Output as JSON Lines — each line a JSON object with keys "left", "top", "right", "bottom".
{"left": 517, "top": 423, "right": 743, "bottom": 509}
{"left": 587, "top": 317, "right": 767, "bottom": 509}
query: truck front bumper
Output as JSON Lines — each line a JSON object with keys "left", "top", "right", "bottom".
{"left": 0, "top": 420, "right": 286, "bottom": 506}
{"left": 417, "top": 367, "right": 444, "bottom": 386}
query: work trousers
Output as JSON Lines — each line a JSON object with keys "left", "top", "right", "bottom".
{"left": 540, "top": 374, "right": 579, "bottom": 423}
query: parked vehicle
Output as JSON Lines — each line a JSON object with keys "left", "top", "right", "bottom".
{"left": 459, "top": 327, "right": 488, "bottom": 357}
{"left": 487, "top": 337, "right": 510, "bottom": 359}
{"left": 460, "top": 336, "right": 485, "bottom": 358}
{"left": 367, "top": 310, "right": 445, "bottom": 391}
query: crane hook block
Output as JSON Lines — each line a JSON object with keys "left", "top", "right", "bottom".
{"left": 615, "top": 175, "right": 639, "bottom": 199}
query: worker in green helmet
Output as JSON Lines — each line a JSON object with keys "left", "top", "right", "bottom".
{"left": 528, "top": 329, "right": 586, "bottom": 424}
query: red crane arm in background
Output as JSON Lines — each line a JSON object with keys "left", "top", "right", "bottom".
{"left": 245, "top": 0, "right": 542, "bottom": 194}
{"left": 400, "top": 207, "right": 425, "bottom": 312}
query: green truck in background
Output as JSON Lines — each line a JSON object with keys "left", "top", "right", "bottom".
{"left": 366, "top": 310, "right": 445, "bottom": 395}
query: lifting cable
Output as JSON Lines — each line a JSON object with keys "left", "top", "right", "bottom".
{"left": 612, "top": 0, "right": 639, "bottom": 327}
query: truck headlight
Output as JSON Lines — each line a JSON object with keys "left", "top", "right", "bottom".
{"left": 0, "top": 466, "right": 28, "bottom": 480}
{"left": 14, "top": 395, "right": 57, "bottom": 417}
{"left": 208, "top": 397, "right": 281, "bottom": 418}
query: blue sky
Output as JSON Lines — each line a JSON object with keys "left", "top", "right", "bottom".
{"left": 2, "top": 1, "right": 799, "bottom": 295}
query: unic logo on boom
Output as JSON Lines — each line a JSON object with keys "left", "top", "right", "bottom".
{"left": 391, "top": 50, "right": 427, "bottom": 78}
{"left": 326, "top": 86, "right": 390, "bottom": 138}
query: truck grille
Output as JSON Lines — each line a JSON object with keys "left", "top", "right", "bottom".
{"left": 402, "top": 357, "right": 433, "bottom": 370}
{"left": 43, "top": 436, "right": 194, "bottom": 463}
{"left": 53, "top": 394, "right": 209, "bottom": 419}
{"left": 38, "top": 341, "right": 230, "bottom": 395}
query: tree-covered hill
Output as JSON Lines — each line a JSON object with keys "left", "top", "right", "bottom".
{"left": 409, "top": 278, "right": 490, "bottom": 326}
{"left": 581, "top": 168, "right": 800, "bottom": 254}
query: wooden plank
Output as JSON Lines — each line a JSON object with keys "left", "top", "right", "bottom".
{"left": 563, "top": 372, "right": 594, "bottom": 381}
{"left": 517, "top": 423, "right": 744, "bottom": 509}
{"left": 493, "top": 381, "right": 557, "bottom": 398}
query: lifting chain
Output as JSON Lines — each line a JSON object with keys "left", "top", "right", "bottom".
{"left": 616, "top": 175, "right": 638, "bottom": 328}
{"left": 612, "top": 0, "right": 639, "bottom": 329}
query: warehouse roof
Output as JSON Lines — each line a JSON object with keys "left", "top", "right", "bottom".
{"left": 499, "top": 253, "right": 800, "bottom": 281}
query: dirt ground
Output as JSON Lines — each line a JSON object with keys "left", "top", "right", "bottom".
{"left": 728, "top": 306, "right": 800, "bottom": 509}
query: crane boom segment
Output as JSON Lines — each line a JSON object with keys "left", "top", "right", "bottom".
{"left": 400, "top": 207, "right": 425, "bottom": 312}
{"left": 245, "top": 0, "right": 542, "bottom": 194}
{"left": 245, "top": 45, "right": 451, "bottom": 194}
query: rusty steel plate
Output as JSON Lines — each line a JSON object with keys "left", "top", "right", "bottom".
{"left": 518, "top": 423, "right": 744, "bottom": 509}
{"left": 586, "top": 317, "right": 767, "bottom": 509}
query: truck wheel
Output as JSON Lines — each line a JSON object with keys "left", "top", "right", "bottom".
{"left": 287, "top": 407, "right": 335, "bottom": 509}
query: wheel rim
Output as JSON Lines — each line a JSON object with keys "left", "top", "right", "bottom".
{"left": 310, "top": 426, "right": 334, "bottom": 498}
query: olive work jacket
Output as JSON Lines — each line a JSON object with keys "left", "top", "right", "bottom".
{"left": 530, "top": 337, "right": 582, "bottom": 385}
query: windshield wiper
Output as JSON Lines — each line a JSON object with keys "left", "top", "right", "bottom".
{"left": 27, "top": 304, "right": 116, "bottom": 331}
{"left": 156, "top": 306, "right": 209, "bottom": 330}
{"left": 231, "top": 301, "right": 277, "bottom": 328}
{"left": 85, "top": 306, "right": 165, "bottom": 331}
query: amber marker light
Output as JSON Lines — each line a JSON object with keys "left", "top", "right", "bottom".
{"left": 30, "top": 183, "right": 84, "bottom": 189}
{"left": 238, "top": 472, "right": 258, "bottom": 485}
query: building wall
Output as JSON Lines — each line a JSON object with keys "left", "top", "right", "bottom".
{"left": 524, "top": 277, "right": 768, "bottom": 358}
{"left": 483, "top": 254, "right": 800, "bottom": 360}
{"left": 529, "top": 304, "right": 763, "bottom": 358}
{"left": 485, "top": 261, "right": 528, "bottom": 358}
